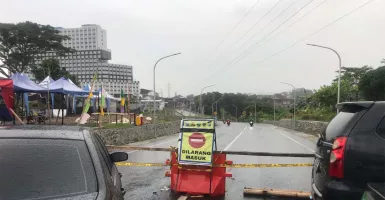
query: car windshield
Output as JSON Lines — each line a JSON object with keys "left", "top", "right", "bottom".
{"left": 0, "top": 139, "right": 97, "bottom": 200}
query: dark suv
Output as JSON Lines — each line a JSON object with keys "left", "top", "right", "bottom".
{"left": 312, "top": 102, "right": 385, "bottom": 200}
{"left": 0, "top": 126, "right": 128, "bottom": 200}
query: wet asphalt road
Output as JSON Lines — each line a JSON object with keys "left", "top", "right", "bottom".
{"left": 118, "top": 122, "right": 317, "bottom": 200}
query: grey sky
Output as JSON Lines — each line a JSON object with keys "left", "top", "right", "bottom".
{"left": 1, "top": 0, "right": 384, "bottom": 96}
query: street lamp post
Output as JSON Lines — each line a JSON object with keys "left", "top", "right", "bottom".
{"left": 202, "top": 105, "right": 206, "bottom": 115}
{"left": 252, "top": 101, "right": 256, "bottom": 122}
{"left": 153, "top": 52, "right": 181, "bottom": 137}
{"left": 307, "top": 44, "right": 341, "bottom": 113}
{"left": 200, "top": 85, "right": 214, "bottom": 115}
{"left": 232, "top": 104, "right": 238, "bottom": 122}
{"left": 215, "top": 97, "right": 223, "bottom": 114}
{"left": 273, "top": 95, "right": 276, "bottom": 122}
{"left": 281, "top": 82, "right": 296, "bottom": 130}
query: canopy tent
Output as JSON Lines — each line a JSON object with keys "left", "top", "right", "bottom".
{"left": 96, "top": 88, "right": 120, "bottom": 101}
{"left": 0, "top": 79, "right": 14, "bottom": 121}
{"left": 10, "top": 73, "right": 45, "bottom": 92}
{"left": 49, "top": 77, "right": 90, "bottom": 95}
{"left": 38, "top": 76, "right": 54, "bottom": 89}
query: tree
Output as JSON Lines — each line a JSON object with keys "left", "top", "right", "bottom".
{"left": 30, "top": 58, "right": 79, "bottom": 85}
{"left": 0, "top": 21, "right": 74, "bottom": 77}
{"left": 311, "top": 80, "right": 352, "bottom": 109}
{"left": 333, "top": 66, "right": 372, "bottom": 101}
{"left": 359, "top": 66, "right": 385, "bottom": 100}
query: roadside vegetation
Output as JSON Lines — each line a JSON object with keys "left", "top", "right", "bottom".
{"left": 197, "top": 61, "right": 385, "bottom": 122}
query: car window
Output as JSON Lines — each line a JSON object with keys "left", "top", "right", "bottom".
{"left": 0, "top": 139, "right": 97, "bottom": 200}
{"left": 376, "top": 117, "right": 385, "bottom": 140}
{"left": 325, "top": 105, "right": 366, "bottom": 140}
{"left": 92, "top": 134, "right": 113, "bottom": 173}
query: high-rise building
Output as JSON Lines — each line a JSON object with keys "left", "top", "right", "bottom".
{"left": 56, "top": 24, "right": 107, "bottom": 51}
{"left": 32, "top": 24, "right": 133, "bottom": 96}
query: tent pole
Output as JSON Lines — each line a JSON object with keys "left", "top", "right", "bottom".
{"left": 21, "top": 93, "right": 24, "bottom": 120}
{"left": 13, "top": 93, "right": 16, "bottom": 124}
{"left": 62, "top": 94, "right": 64, "bottom": 125}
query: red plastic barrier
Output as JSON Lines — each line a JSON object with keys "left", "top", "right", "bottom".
{"left": 165, "top": 152, "right": 232, "bottom": 196}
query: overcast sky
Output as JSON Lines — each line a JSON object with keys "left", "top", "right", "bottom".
{"left": 1, "top": 0, "right": 384, "bottom": 96}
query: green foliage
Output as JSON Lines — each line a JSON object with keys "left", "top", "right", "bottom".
{"left": 194, "top": 92, "right": 288, "bottom": 121}
{"left": 0, "top": 21, "right": 74, "bottom": 77}
{"left": 359, "top": 66, "right": 385, "bottom": 100}
{"left": 30, "top": 58, "right": 79, "bottom": 85}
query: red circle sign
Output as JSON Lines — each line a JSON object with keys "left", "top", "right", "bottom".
{"left": 188, "top": 132, "right": 206, "bottom": 148}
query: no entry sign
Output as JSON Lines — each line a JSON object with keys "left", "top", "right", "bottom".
{"left": 179, "top": 119, "right": 216, "bottom": 165}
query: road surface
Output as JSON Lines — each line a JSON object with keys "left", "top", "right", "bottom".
{"left": 118, "top": 122, "right": 317, "bottom": 200}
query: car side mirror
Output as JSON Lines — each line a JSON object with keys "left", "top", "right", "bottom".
{"left": 110, "top": 152, "right": 128, "bottom": 162}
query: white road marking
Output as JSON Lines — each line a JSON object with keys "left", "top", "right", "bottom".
{"left": 126, "top": 138, "right": 178, "bottom": 154}
{"left": 274, "top": 127, "right": 315, "bottom": 153}
{"left": 223, "top": 126, "right": 247, "bottom": 151}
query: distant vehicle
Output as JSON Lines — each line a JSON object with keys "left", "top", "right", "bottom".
{"left": 226, "top": 120, "right": 231, "bottom": 126}
{"left": 361, "top": 183, "right": 385, "bottom": 200}
{"left": 312, "top": 102, "right": 385, "bottom": 200}
{"left": 249, "top": 120, "right": 253, "bottom": 127}
{"left": 0, "top": 126, "right": 128, "bottom": 200}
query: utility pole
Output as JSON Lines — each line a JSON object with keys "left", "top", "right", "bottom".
{"left": 167, "top": 83, "right": 171, "bottom": 98}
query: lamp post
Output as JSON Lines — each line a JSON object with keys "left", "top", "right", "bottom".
{"left": 215, "top": 97, "right": 223, "bottom": 114}
{"left": 202, "top": 105, "right": 206, "bottom": 115}
{"left": 281, "top": 82, "right": 296, "bottom": 130}
{"left": 307, "top": 44, "right": 341, "bottom": 113}
{"left": 252, "top": 101, "right": 256, "bottom": 122}
{"left": 153, "top": 52, "right": 181, "bottom": 137}
{"left": 232, "top": 104, "right": 238, "bottom": 122}
{"left": 273, "top": 95, "right": 276, "bottom": 122}
{"left": 200, "top": 85, "right": 214, "bottom": 115}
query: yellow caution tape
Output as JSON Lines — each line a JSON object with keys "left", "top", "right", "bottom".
{"left": 218, "top": 163, "right": 313, "bottom": 168}
{"left": 115, "top": 162, "right": 313, "bottom": 168}
{"left": 115, "top": 162, "right": 167, "bottom": 167}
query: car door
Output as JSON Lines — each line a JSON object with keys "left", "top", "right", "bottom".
{"left": 95, "top": 134, "right": 123, "bottom": 198}
{"left": 312, "top": 104, "right": 368, "bottom": 194}
{"left": 93, "top": 134, "right": 124, "bottom": 200}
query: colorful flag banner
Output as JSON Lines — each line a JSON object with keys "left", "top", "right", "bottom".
{"left": 100, "top": 84, "right": 106, "bottom": 116}
{"left": 120, "top": 89, "right": 125, "bottom": 113}
{"left": 78, "top": 73, "right": 97, "bottom": 124}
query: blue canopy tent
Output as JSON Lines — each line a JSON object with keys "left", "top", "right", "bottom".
{"left": 49, "top": 77, "right": 89, "bottom": 95}
{"left": 38, "top": 76, "right": 55, "bottom": 116}
{"left": 10, "top": 73, "right": 46, "bottom": 117}
{"left": 48, "top": 77, "right": 93, "bottom": 124}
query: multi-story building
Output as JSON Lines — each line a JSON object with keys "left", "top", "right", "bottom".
{"left": 131, "top": 80, "right": 140, "bottom": 97}
{"left": 56, "top": 24, "right": 107, "bottom": 51}
{"left": 32, "top": 24, "right": 133, "bottom": 96}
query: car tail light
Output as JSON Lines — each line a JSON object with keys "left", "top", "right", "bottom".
{"left": 329, "top": 137, "right": 347, "bottom": 179}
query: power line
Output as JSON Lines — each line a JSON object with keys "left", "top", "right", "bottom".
{"left": 197, "top": 0, "right": 374, "bottom": 87}
{"left": 205, "top": 0, "right": 261, "bottom": 68}
{"left": 206, "top": 0, "right": 284, "bottom": 69}
{"left": 218, "top": 0, "right": 318, "bottom": 75}
{"left": 202, "top": 0, "right": 317, "bottom": 83}
{"left": 234, "top": 0, "right": 302, "bottom": 54}
{"left": 229, "top": 0, "right": 376, "bottom": 78}
{"left": 259, "top": 0, "right": 329, "bottom": 48}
